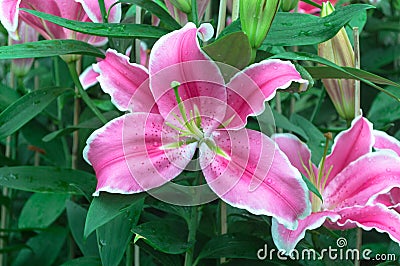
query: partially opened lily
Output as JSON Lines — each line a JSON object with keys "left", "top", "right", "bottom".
{"left": 83, "top": 22, "right": 312, "bottom": 229}
{"left": 0, "top": 0, "right": 121, "bottom": 45}
{"left": 297, "top": 0, "right": 337, "bottom": 14}
{"left": 271, "top": 116, "right": 400, "bottom": 253}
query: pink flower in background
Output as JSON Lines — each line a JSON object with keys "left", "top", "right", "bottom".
{"left": 0, "top": 0, "right": 121, "bottom": 45}
{"left": 83, "top": 22, "right": 312, "bottom": 229}
{"left": 80, "top": 42, "right": 149, "bottom": 90}
{"left": 271, "top": 116, "right": 400, "bottom": 253}
{"left": 9, "top": 21, "right": 38, "bottom": 77}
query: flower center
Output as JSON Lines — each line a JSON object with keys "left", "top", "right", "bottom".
{"left": 161, "top": 82, "right": 230, "bottom": 160}
{"left": 301, "top": 133, "right": 333, "bottom": 212}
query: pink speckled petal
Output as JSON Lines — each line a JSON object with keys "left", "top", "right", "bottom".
{"left": 323, "top": 116, "right": 374, "bottom": 187}
{"left": 0, "top": 0, "right": 20, "bottom": 34}
{"left": 75, "top": 0, "right": 121, "bottom": 23}
{"left": 201, "top": 129, "right": 311, "bottom": 230}
{"left": 373, "top": 130, "right": 400, "bottom": 156}
{"left": 271, "top": 211, "right": 340, "bottom": 254}
{"left": 224, "top": 59, "right": 308, "bottom": 129}
{"left": 80, "top": 65, "right": 99, "bottom": 90}
{"left": 323, "top": 151, "right": 400, "bottom": 209}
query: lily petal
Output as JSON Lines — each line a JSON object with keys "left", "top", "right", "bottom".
{"left": 272, "top": 133, "right": 318, "bottom": 180}
{"left": 201, "top": 129, "right": 311, "bottom": 230}
{"left": 334, "top": 205, "right": 400, "bottom": 244}
{"left": 75, "top": 0, "right": 121, "bottom": 23}
{"left": 95, "top": 49, "right": 158, "bottom": 113}
{"left": 323, "top": 150, "right": 400, "bottom": 209}
{"left": 80, "top": 65, "right": 99, "bottom": 90}
{"left": 84, "top": 113, "right": 197, "bottom": 195}
{"left": 149, "top": 23, "right": 226, "bottom": 130}
{"left": 0, "top": 0, "right": 20, "bottom": 34}
{"left": 224, "top": 59, "right": 308, "bottom": 129}
{"left": 323, "top": 116, "right": 374, "bottom": 187}
{"left": 373, "top": 130, "right": 400, "bottom": 156}
{"left": 374, "top": 188, "right": 400, "bottom": 211}
{"left": 271, "top": 211, "right": 340, "bottom": 254}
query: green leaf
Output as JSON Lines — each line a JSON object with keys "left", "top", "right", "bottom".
{"left": 301, "top": 174, "right": 323, "bottom": 202}
{"left": 132, "top": 219, "right": 190, "bottom": 254}
{"left": 84, "top": 193, "right": 145, "bottom": 238}
{"left": 290, "top": 114, "right": 325, "bottom": 164}
{"left": 0, "top": 40, "right": 104, "bottom": 59}
{"left": 262, "top": 4, "right": 374, "bottom": 46}
{"left": 0, "top": 87, "right": 72, "bottom": 139}
{"left": 61, "top": 257, "right": 102, "bottom": 266}
{"left": 368, "top": 86, "right": 400, "bottom": 126}
{"left": 22, "top": 9, "right": 170, "bottom": 39}
{"left": 119, "top": 0, "right": 181, "bottom": 30}
{"left": 21, "top": 121, "right": 66, "bottom": 167}
{"left": 18, "top": 193, "right": 69, "bottom": 229}
{"left": 305, "top": 66, "right": 400, "bottom": 88}
{"left": 217, "top": 19, "right": 242, "bottom": 39}
{"left": 0, "top": 83, "right": 20, "bottom": 111}
{"left": 271, "top": 109, "right": 308, "bottom": 140}
{"left": 66, "top": 201, "right": 99, "bottom": 257}
{"left": 203, "top": 32, "right": 252, "bottom": 70}
{"left": 42, "top": 111, "right": 120, "bottom": 142}
{"left": 195, "top": 234, "right": 265, "bottom": 262}
{"left": 0, "top": 166, "right": 96, "bottom": 196}
{"left": 271, "top": 52, "right": 400, "bottom": 101}
{"left": 12, "top": 227, "right": 68, "bottom": 266}
{"left": 138, "top": 242, "right": 182, "bottom": 266}
{"left": 97, "top": 199, "right": 143, "bottom": 266}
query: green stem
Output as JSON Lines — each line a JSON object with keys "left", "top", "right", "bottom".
{"left": 98, "top": 0, "right": 108, "bottom": 22}
{"left": 126, "top": 241, "right": 134, "bottom": 266}
{"left": 216, "top": 0, "right": 227, "bottom": 38}
{"left": 184, "top": 205, "right": 199, "bottom": 266}
{"left": 67, "top": 62, "right": 107, "bottom": 124}
{"left": 190, "top": 0, "right": 199, "bottom": 26}
{"left": 310, "top": 88, "right": 326, "bottom": 123}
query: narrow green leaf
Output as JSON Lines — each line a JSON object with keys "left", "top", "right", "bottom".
{"left": 203, "top": 32, "right": 252, "bottom": 70}
{"left": 66, "top": 201, "right": 99, "bottom": 257}
{"left": 18, "top": 193, "right": 69, "bottom": 229}
{"left": 262, "top": 4, "right": 374, "bottom": 46}
{"left": 0, "top": 40, "right": 104, "bottom": 59}
{"left": 132, "top": 219, "right": 190, "bottom": 254}
{"left": 42, "top": 111, "right": 120, "bottom": 142}
{"left": 0, "top": 87, "right": 72, "bottom": 139}
{"left": 305, "top": 66, "right": 400, "bottom": 88}
{"left": 22, "top": 9, "right": 170, "bottom": 39}
{"left": 119, "top": 0, "right": 181, "bottom": 30}
{"left": 0, "top": 166, "right": 96, "bottom": 196}
{"left": 271, "top": 52, "right": 400, "bottom": 101}
{"left": 368, "top": 86, "right": 400, "bottom": 126}
{"left": 84, "top": 193, "right": 145, "bottom": 238}
{"left": 290, "top": 114, "right": 325, "bottom": 164}
{"left": 271, "top": 109, "right": 309, "bottom": 140}
{"left": 97, "top": 199, "right": 143, "bottom": 266}
{"left": 138, "top": 242, "right": 182, "bottom": 266}
{"left": 301, "top": 174, "right": 323, "bottom": 202}
{"left": 12, "top": 227, "right": 68, "bottom": 266}
{"left": 0, "top": 244, "right": 30, "bottom": 253}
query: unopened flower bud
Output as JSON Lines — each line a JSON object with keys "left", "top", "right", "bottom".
{"left": 281, "top": 0, "right": 299, "bottom": 11}
{"left": 318, "top": 1, "right": 355, "bottom": 121}
{"left": 240, "top": 0, "right": 280, "bottom": 56}
{"left": 169, "top": 0, "right": 192, "bottom": 13}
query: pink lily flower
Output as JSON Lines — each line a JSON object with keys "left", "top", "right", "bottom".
{"left": 271, "top": 116, "right": 400, "bottom": 253}
{"left": 164, "top": 0, "right": 209, "bottom": 25}
{"left": 80, "top": 42, "right": 149, "bottom": 90}
{"left": 297, "top": 0, "right": 338, "bottom": 14}
{"left": 373, "top": 130, "right": 400, "bottom": 212}
{"left": 83, "top": 22, "right": 312, "bottom": 229}
{"left": 9, "top": 20, "right": 38, "bottom": 77}
{"left": 0, "top": 0, "right": 121, "bottom": 45}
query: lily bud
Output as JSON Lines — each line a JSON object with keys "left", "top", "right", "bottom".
{"left": 169, "top": 0, "right": 192, "bottom": 13}
{"left": 9, "top": 22, "right": 38, "bottom": 77}
{"left": 281, "top": 0, "right": 299, "bottom": 12}
{"left": 318, "top": 1, "right": 355, "bottom": 121}
{"left": 240, "top": 0, "right": 280, "bottom": 60}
